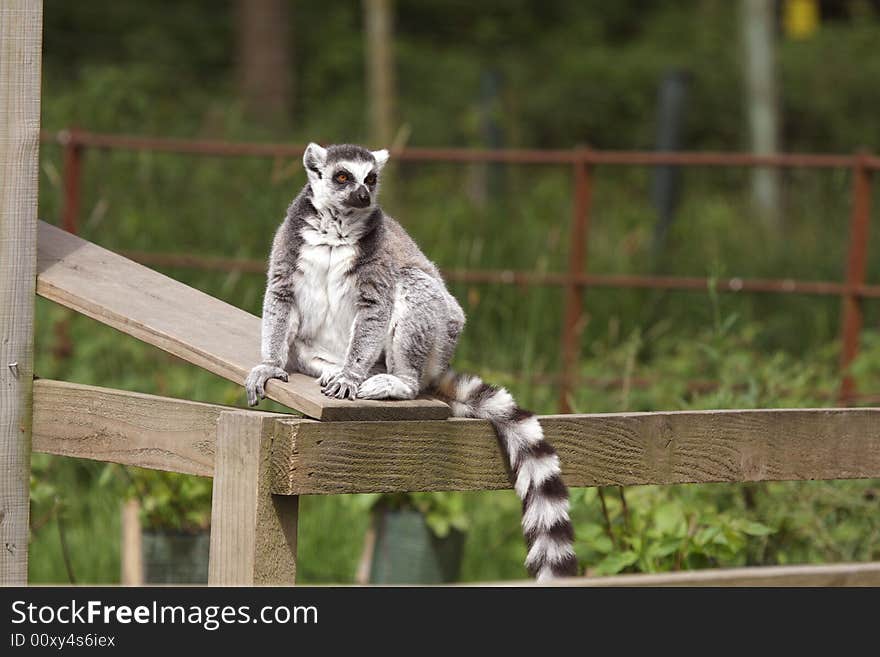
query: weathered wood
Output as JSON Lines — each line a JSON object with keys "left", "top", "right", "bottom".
{"left": 271, "top": 408, "right": 880, "bottom": 494}
{"left": 34, "top": 385, "right": 880, "bottom": 495}
{"left": 494, "top": 562, "right": 880, "bottom": 587}
{"left": 31, "top": 379, "right": 276, "bottom": 477}
{"left": 209, "top": 412, "right": 298, "bottom": 585}
{"left": 0, "top": 0, "right": 43, "bottom": 586}
{"left": 35, "top": 221, "right": 450, "bottom": 421}
{"left": 120, "top": 499, "right": 143, "bottom": 586}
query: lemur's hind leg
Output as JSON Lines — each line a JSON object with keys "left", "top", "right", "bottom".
{"left": 433, "top": 293, "right": 465, "bottom": 379}
{"left": 357, "top": 271, "right": 447, "bottom": 400}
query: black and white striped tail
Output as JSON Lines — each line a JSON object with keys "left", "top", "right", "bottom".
{"left": 433, "top": 371, "right": 578, "bottom": 581}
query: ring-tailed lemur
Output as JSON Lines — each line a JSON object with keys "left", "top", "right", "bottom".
{"left": 245, "top": 143, "right": 577, "bottom": 580}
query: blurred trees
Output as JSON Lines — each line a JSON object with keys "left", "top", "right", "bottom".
{"left": 39, "top": 1, "right": 880, "bottom": 151}
{"left": 236, "top": 0, "right": 293, "bottom": 126}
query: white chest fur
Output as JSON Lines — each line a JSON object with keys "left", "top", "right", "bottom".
{"left": 292, "top": 227, "right": 360, "bottom": 364}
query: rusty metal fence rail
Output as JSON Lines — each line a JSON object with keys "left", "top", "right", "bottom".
{"left": 43, "top": 129, "right": 877, "bottom": 410}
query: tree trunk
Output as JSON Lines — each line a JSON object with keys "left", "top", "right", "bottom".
{"left": 742, "top": 0, "right": 782, "bottom": 230}
{"left": 363, "top": 0, "right": 395, "bottom": 147}
{"left": 236, "top": 0, "right": 293, "bottom": 126}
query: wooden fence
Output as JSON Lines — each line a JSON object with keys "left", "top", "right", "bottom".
{"left": 18, "top": 222, "right": 880, "bottom": 585}
{"left": 3, "top": 1, "right": 879, "bottom": 586}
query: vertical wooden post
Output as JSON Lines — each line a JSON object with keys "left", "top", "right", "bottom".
{"left": 839, "top": 154, "right": 872, "bottom": 404}
{"left": 558, "top": 153, "right": 592, "bottom": 413}
{"left": 208, "top": 412, "right": 298, "bottom": 585}
{"left": 120, "top": 499, "right": 144, "bottom": 586}
{"left": 0, "top": 0, "right": 43, "bottom": 586}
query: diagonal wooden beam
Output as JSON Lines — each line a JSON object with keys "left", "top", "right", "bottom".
{"left": 35, "top": 221, "right": 449, "bottom": 421}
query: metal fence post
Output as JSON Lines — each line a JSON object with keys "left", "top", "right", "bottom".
{"left": 839, "top": 153, "right": 872, "bottom": 405}
{"left": 60, "top": 128, "right": 83, "bottom": 234}
{"left": 558, "top": 151, "right": 592, "bottom": 412}
{"left": 53, "top": 128, "right": 83, "bottom": 361}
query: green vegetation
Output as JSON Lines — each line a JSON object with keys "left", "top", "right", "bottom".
{"left": 28, "top": 1, "right": 880, "bottom": 583}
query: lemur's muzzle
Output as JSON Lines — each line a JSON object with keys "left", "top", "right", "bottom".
{"left": 347, "top": 185, "right": 371, "bottom": 208}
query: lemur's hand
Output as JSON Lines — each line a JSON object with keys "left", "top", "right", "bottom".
{"left": 245, "top": 363, "right": 289, "bottom": 406}
{"left": 317, "top": 366, "right": 343, "bottom": 388}
{"left": 320, "top": 369, "right": 362, "bottom": 400}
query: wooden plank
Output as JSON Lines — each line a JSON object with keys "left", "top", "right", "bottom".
{"left": 120, "top": 499, "right": 144, "bottom": 586}
{"left": 209, "top": 412, "right": 298, "bottom": 585}
{"left": 271, "top": 408, "right": 880, "bottom": 494}
{"left": 31, "top": 379, "right": 282, "bottom": 477}
{"left": 35, "top": 221, "right": 450, "bottom": 421}
{"left": 487, "top": 562, "right": 880, "bottom": 587}
{"left": 0, "top": 0, "right": 43, "bottom": 586}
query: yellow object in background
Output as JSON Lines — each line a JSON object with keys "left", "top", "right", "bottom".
{"left": 784, "top": 0, "right": 820, "bottom": 39}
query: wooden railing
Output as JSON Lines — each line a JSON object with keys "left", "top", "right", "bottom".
{"left": 30, "top": 377, "right": 880, "bottom": 585}
{"left": 23, "top": 221, "right": 880, "bottom": 584}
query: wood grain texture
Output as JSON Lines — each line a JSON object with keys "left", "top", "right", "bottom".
{"left": 487, "top": 562, "right": 880, "bottom": 587}
{"left": 0, "top": 0, "right": 42, "bottom": 585}
{"left": 35, "top": 221, "right": 450, "bottom": 421}
{"left": 271, "top": 408, "right": 880, "bottom": 494}
{"left": 32, "top": 379, "right": 281, "bottom": 477}
{"left": 208, "top": 412, "right": 298, "bottom": 585}
{"left": 120, "top": 499, "right": 143, "bottom": 586}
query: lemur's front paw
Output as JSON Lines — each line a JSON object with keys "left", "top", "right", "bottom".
{"left": 320, "top": 370, "right": 361, "bottom": 400}
{"left": 317, "top": 366, "right": 343, "bottom": 388}
{"left": 245, "top": 363, "right": 289, "bottom": 406}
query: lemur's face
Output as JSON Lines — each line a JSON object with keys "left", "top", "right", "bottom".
{"left": 303, "top": 143, "right": 389, "bottom": 214}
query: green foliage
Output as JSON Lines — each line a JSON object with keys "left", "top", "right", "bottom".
{"left": 355, "top": 492, "right": 469, "bottom": 539}
{"left": 124, "top": 469, "right": 213, "bottom": 533}
{"left": 41, "top": 1, "right": 880, "bottom": 152}
{"left": 26, "top": 1, "right": 880, "bottom": 583}
{"left": 28, "top": 454, "right": 124, "bottom": 584}
{"left": 569, "top": 479, "right": 880, "bottom": 576}
{"left": 571, "top": 487, "right": 775, "bottom": 575}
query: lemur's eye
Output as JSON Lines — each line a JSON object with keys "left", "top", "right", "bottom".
{"left": 335, "top": 172, "right": 348, "bottom": 183}
{"left": 365, "top": 173, "right": 377, "bottom": 186}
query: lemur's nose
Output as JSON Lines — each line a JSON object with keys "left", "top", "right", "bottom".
{"left": 355, "top": 186, "right": 370, "bottom": 206}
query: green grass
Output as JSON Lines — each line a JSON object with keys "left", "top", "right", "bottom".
{"left": 28, "top": 109, "right": 880, "bottom": 585}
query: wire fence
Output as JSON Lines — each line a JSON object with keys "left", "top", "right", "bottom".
{"left": 44, "top": 129, "right": 878, "bottom": 410}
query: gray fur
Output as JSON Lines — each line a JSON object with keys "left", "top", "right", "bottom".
{"left": 245, "top": 142, "right": 463, "bottom": 405}
{"left": 245, "top": 143, "right": 576, "bottom": 580}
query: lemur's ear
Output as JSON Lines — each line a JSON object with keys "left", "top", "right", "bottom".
{"left": 303, "top": 143, "right": 328, "bottom": 182}
{"left": 372, "top": 149, "right": 390, "bottom": 170}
